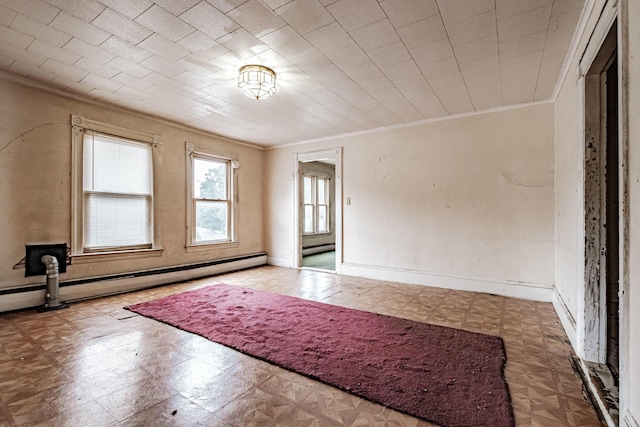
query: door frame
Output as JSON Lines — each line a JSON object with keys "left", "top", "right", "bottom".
{"left": 293, "top": 148, "right": 343, "bottom": 272}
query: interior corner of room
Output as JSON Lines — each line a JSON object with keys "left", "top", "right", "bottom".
{"left": 0, "top": 0, "right": 639, "bottom": 425}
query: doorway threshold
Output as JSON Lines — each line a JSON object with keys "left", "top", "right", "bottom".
{"left": 572, "top": 357, "right": 619, "bottom": 426}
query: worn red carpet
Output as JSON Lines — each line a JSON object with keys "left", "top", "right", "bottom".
{"left": 126, "top": 284, "right": 514, "bottom": 427}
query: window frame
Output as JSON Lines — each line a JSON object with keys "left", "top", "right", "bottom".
{"left": 70, "top": 115, "right": 163, "bottom": 262}
{"left": 302, "top": 173, "right": 331, "bottom": 235}
{"left": 185, "top": 142, "right": 239, "bottom": 251}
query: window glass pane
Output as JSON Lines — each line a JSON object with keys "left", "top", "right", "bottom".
{"left": 83, "top": 132, "right": 151, "bottom": 195}
{"left": 84, "top": 194, "right": 150, "bottom": 248}
{"left": 303, "top": 176, "right": 312, "bottom": 204}
{"left": 304, "top": 205, "right": 313, "bottom": 233}
{"left": 196, "top": 200, "right": 228, "bottom": 241}
{"left": 194, "top": 158, "right": 227, "bottom": 200}
{"left": 318, "top": 205, "right": 328, "bottom": 232}
{"left": 317, "top": 178, "right": 326, "bottom": 204}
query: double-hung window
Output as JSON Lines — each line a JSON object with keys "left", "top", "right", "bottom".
{"left": 303, "top": 175, "right": 330, "bottom": 234}
{"left": 186, "top": 143, "right": 237, "bottom": 248}
{"left": 71, "top": 115, "right": 162, "bottom": 258}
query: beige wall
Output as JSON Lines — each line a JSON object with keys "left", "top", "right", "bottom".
{"left": 266, "top": 103, "right": 555, "bottom": 297}
{"left": 0, "top": 78, "right": 264, "bottom": 294}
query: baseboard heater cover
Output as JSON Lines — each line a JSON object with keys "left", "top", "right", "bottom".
{"left": 0, "top": 252, "right": 267, "bottom": 312}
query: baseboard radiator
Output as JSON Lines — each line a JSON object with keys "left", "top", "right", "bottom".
{"left": 0, "top": 252, "right": 267, "bottom": 313}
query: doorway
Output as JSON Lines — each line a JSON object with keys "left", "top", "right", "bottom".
{"left": 582, "top": 20, "right": 619, "bottom": 421}
{"left": 294, "top": 149, "right": 342, "bottom": 273}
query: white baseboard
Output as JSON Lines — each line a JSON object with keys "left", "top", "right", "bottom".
{"left": 552, "top": 287, "right": 578, "bottom": 351}
{"left": 625, "top": 411, "right": 640, "bottom": 427}
{"left": 302, "top": 244, "right": 335, "bottom": 256}
{"left": 340, "top": 263, "right": 553, "bottom": 301}
{"left": 0, "top": 255, "right": 267, "bottom": 312}
{"left": 267, "top": 256, "right": 293, "bottom": 268}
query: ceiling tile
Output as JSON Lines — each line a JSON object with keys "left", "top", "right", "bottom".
{"left": 350, "top": 19, "right": 399, "bottom": 52}
{"left": 100, "top": 36, "right": 153, "bottom": 63}
{"left": 180, "top": 1, "right": 240, "bottom": 40}
{"left": 368, "top": 42, "right": 411, "bottom": 68}
{"left": 445, "top": 9, "right": 496, "bottom": 47}
{"left": 410, "top": 39, "right": 455, "bottom": 67}
{"left": 0, "top": 24, "right": 34, "bottom": 49}
{"left": 305, "top": 22, "right": 352, "bottom": 54}
{"left": 433, "top": 84, "right": 474, "bottom": 114}
{"left": 396, "top": 15, "right": 447, "bottom": 50}
{"left": 0, "top": 0, "right": 588, "bottom": 145}
{"left": 97, "top": 0, "right": 153, "bottom": 19}
{"left": 326, "top": 44, "right": 369, "bottom": 70}
{"left": 9, "top": 60, "right": 57, "bottom": 81}
{"left": 39, "top": 58, "right": 86, "bottom": 80}
{"left": 0, "top": 40, "right": 46, "bottom": 66}
{"left": 419, "top": 57, "right": 459, "bottom": 81}
{"left": 498, "top": 31, "right": 546, "bottom": 59}
{"left": 206, "top": 0, "right": 249, "bottom": 14}
{"left": 226, "top": 0, "right": 287, "bottom": 38}
{"left": 178, "top": 31, "right": 219, "bottom": 52}
{"left": 74, "top": 57, "right": 120, "bottom": 79}
{"left": 543, "top": 33, "right": 573, "bottom": 57}
{"left": 218, "top": 28, "right": 270, "bottom": 59}
{"left": 382, "top": 60, "right": 421, "bottom": 81}
{"left": 138, "top": 33, "right": 191, "bottom": 62}
{"left": 437, "top": 0, "right": 494, "bottom": 24}
{"left": 379, "top": 0, "right": 438, "bottom": 28}
{"left": 140, "top": 54, "right": 187, "bottom": 77}
{"left": 326, "top": 0, "right": 385, "bottom": 31}
{"left": 496, "top": 0, "right": 552, "bottom": 20}
{"left": 10, "top": 13, "right": 71, "bottom": 47}
{"left": 64, "top": 37, "right": 117, "bottom": 64}
{"left": 459, "top": 54, "right": 499, "bottom": 77}
{"left": 107, "top": 56, "right": 152, "bottom": 78}
{"left": 497, "top": 5, "right": 552, "bottom": 43}
{"left": 43, "top": 0, "right": 106, "bottom": 21}
{"left": 2, "top": 0, "right": 60, "bottom": 24}
{"left": 135, "top": 5, "right": 195, "bottom": 42}
{"left": 547, "top": 8, "right": 582, "bottom": 39}
{"left": 0, "top": 5, "right": 17, "bottom": 26}
{"left": 81, "top": 72, "right": 123, "bottom": 92}
{"left": 500, "top": 50, "right": 543, "bottom": 75}
{"left": 152, "top": 0, "right": 200, "bottom": 15}
{"left": 50, "top": 12, "right": 111, "bottom": 46}
{"left": 275, "top": 0, "right": 335, "bottom": 35}
{"left": 453, "top": 35, "right": 498, "bottom": 64}
{"left": 92, "top": 8, "right": 153, "bottom": 45}
{"left": 551, "top": 0, "right": 584, "bottom": 15}
{"left": 29, "top": 39, "right": 80, "bottom": 65}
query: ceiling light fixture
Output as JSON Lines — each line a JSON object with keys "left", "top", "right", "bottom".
{"left": 238, "top": 65, "right": 277, "bottom": 100}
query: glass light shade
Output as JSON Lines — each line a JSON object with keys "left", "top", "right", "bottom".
{"left": 238, "top": 65, "right": 276, "bottom": 100}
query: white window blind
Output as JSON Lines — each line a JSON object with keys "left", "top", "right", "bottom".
{"left": 82, "top": 131, "right": 153, "bottom": 251}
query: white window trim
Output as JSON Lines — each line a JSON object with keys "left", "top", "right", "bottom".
{"left": 185, "top": 142, "right": 239, "bottom": 252}
{"left": 70, "top": 114, "right": 163, "bottom": 261}
{"left": 302, "top": 173, "right": 331, "bottom": 236}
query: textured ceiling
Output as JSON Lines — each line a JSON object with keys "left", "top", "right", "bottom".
{"left": 0, "top": 0, "right": 585, "bottom": 146}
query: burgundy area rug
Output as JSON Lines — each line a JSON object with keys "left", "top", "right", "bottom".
{"left": 125, "top": 284, "right": 514, "bottom": 427}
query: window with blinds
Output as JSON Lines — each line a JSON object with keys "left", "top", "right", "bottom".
{"left": 82, "top": 131, "right": 153, "bottom": 251}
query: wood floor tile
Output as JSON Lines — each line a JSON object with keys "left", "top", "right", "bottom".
{"left": 0, "top": 266, "right": 601, "bottom": 426}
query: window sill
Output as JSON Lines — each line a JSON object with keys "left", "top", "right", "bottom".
{"left": 185, "top": 241, "right": 239, "bottom": 253}
{"left": 71, "top": 248, "right": 164, "bottom": 264}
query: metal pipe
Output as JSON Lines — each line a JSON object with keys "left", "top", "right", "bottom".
{"left": 41, "top": 255, "right": 63, "bottom": 309}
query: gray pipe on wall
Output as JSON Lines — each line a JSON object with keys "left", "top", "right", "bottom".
{"left": 41, "top": 255, "right": 63, "bottom": 309}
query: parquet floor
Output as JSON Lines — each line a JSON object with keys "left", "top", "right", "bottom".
{"left": 0, "top": 266, "right": 602, "bottom": 426}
